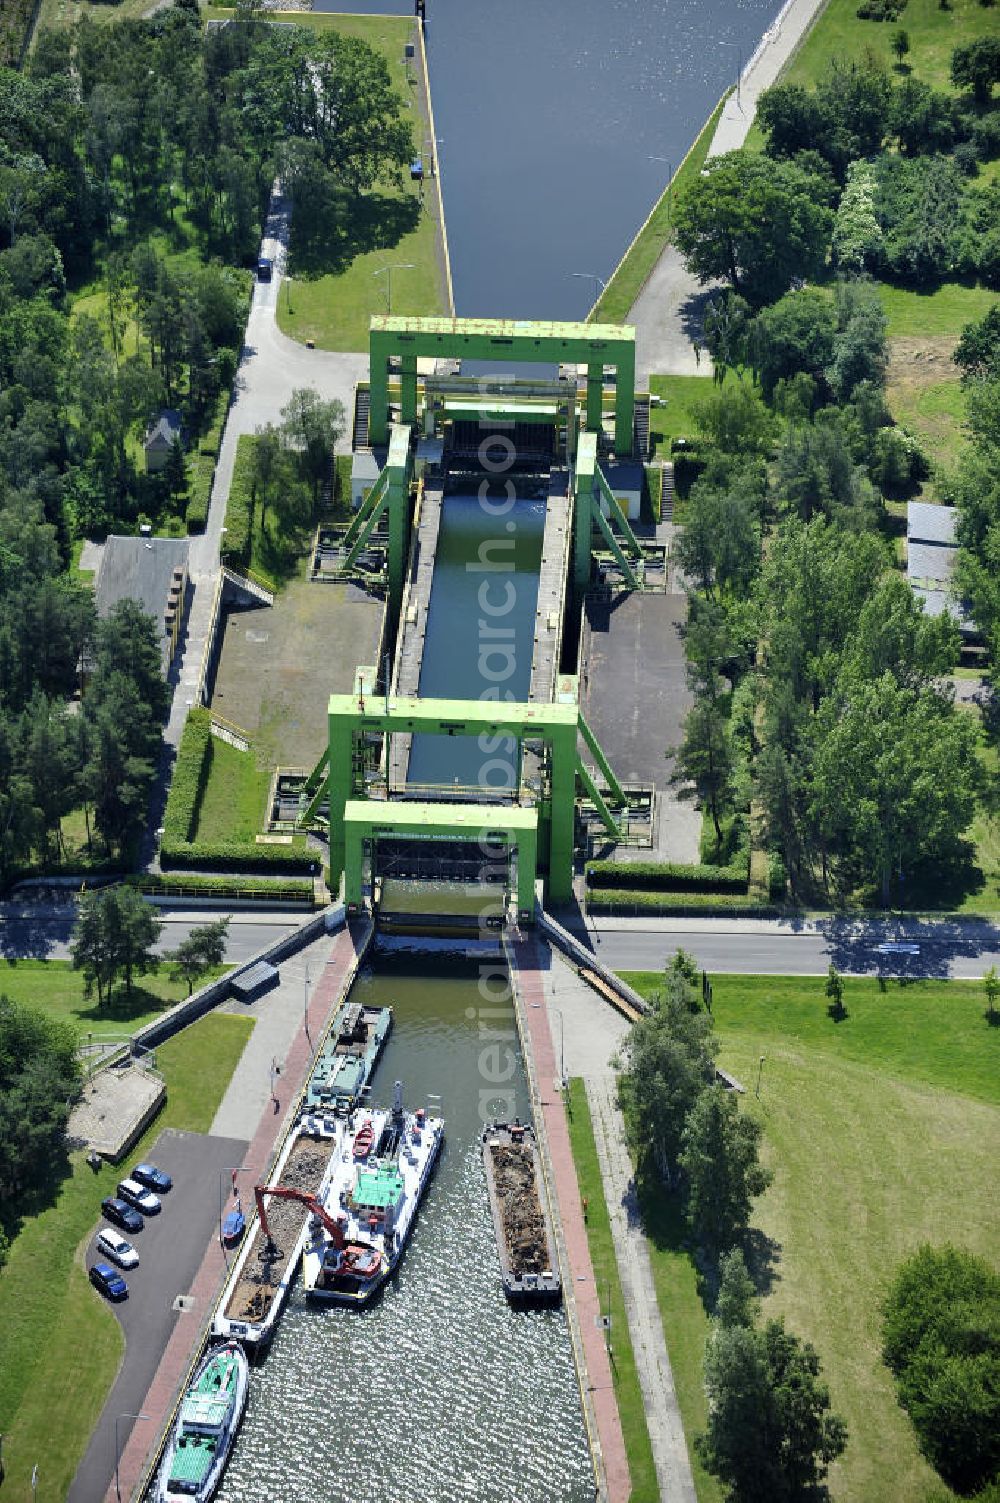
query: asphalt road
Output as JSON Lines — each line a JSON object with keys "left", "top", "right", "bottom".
{"left": 70, "top": 1128, "right": 248, "bottom": 1503}
{"left": 4, "top": 901, "right": 999, "bottom": 980}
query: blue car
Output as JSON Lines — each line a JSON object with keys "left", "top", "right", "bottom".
{"left": 90, "top": 1261, "right": 128, "bottom": 1301}
{"left": 132, "top": 1162, "right": 172, "bottom": 1193}
{"left": 101, "top": 1196, "right": 144, "bottom": 1234}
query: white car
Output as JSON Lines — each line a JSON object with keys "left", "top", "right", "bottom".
{"left": 96, "top": 1228, "right": 139, "bottom": 1270}
{"left": 117, "top": 1178, "right": 161, "bottom": 1216}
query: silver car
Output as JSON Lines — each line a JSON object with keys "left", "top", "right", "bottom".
{"left": 95, "top": 1228, "right": 139, "bottom": 1270}
{"left": 116, "top": 1178, "right": 161, "bottom": 1216}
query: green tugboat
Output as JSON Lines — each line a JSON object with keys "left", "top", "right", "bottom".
{"left": 156, "top": 1341, "right": 249, "bottom": 1502}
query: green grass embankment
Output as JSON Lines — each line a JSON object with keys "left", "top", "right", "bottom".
{"left": 0, "top": 1010, "right": 255, "bottom": 1503}
{"left": 617, "top": 971, "right": 1000, "bottom": 1503}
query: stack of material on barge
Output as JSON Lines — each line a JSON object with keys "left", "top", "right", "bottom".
{"left": 482, "top": 1121, "right": 562, "bottom": 1306}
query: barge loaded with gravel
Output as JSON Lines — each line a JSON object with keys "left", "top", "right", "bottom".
{"left": 212, "top": 1117, "right": 344, "bottom": 1349}
{"left": 482, "top": 1120, "right": 561, "bottom": 1306}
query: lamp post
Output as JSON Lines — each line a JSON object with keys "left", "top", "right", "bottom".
{"left": 373, "top": 263, "right": 415, "bottom": 315}
{"left": 756, "top": 1054, "right": 766, "bottom": 1099}
{"left": 648, "top": 154, "right": 674, "bottom": 220}
{"left": 551, "top": 1006, "right": 566, "bottom": 1090}
{"left": 303, "top": 962, "right": 312, "bottom": 1048}
{"left": 571, "top": 271, "right": 606, "bottom": 307}
{"left": 424, "top": 134, "right": 444, "bottom": 178}
{"left": 219, "top": 1166, "right": 246, "bottom": 1268}
{"left": 114, "top": 1412, "right": 150, "bottom": 1503}
{"left": 285, "top": 274, "right": 292, "bottom": 314}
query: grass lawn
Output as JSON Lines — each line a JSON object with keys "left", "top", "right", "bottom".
{"left": 593, "top": 95, "right": 729, "bottom": 326}
{"left": 194, "top": 737, "right": 271, "bottom": 844}
{"left": 648, "top": 371, "right": 738, "bottom": 457}
{"left": 782, "top": 0, "right": 1000, "bottom": 94}
{"left": 886, "top": 345, "right": 967, "bottom": 474}
{"left": 878, "top": 283, "right": 998, "bottom": 340}
{"left": 0, "top": 959, "right": 230, "bottom": 1042}
{"left": 0, "top": 1010, "right": 254, "bottom": 1503}
{"left": 238, "top": 10, "right": 451, "bottom": 351}
{"left": 32, "top": 0, "right": 154, "bottom": 36}
{"left": 617, "top": 972, "right": 1000, "bottom": 1503}
{"left": 565, "top": 1080, "right": 660, "bottom": 1503}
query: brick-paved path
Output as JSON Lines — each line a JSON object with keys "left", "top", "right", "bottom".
{"left": 509, "top": 933, "right": 631, "bottom": 1503}
{"left": 107, "top": 920, "right": 371, "bottom": 1503}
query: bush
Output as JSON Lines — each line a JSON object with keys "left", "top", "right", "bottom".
{"left": 159, "top": 837, "right": 317, "bottom": 874}
{"left": 163, "top": 708, "right": 212, "bottom": 844}
{"left": 645, "top": 463, "right": 663, "bottom": 522}
{"left": 586, "top": 859, "right": 749, "bottom": 894}
{"left": 767, "top": 850, "right": 788, "bottom": 901}
{"left": 220, "top": 434, "right": 256, "bottom": 566}
{"left": 186, "top": 390, "right": 229, "bottom": 535}
{"left": 586, "top": 888, "right": 777, "bottom": 916}
{"left": 883, "top": 1244, "right": 1000, "bottom": 1494}
{"left": 972, "top": 114, "right": 1000, "bottom": 161}
{"left": 857, "top": 0, "right": 907, "bottom": 16}
{"left": 700, "top": 811, "right": 750, "bottom": 867}
{"left": 132, "top": 872, "right": 313, "bottom": 898}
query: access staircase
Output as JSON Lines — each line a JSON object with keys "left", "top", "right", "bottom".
{"left": 661, "top": 461, "right": 675, "bottom": 522}
{"left": 632, "top": 394, "right": 651, "bottom": 461}
{"left": 352, "top": 388, "right": 371, "bottom": 451}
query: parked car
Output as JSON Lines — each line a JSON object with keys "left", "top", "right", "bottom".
{"left": 96, "top": 1228, "right": 139, "bottom": 1270}
{"left": 90, "top": 1262, "right": 128, "bottom": 1301}
{"left": 101, "top": 1196, "right": 144, "bottom": 1234}
{"left": 132, "top": 1162, "right": 172, "bottom": 1194}
{"left": 117, "top": 1179, "right": 161, "bottom": 1215}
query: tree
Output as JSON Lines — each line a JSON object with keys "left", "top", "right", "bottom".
{"left": 671, "top": 692, "right": 735, "bottom": 845}
{"left": 892, "top": 28, "right": 910, "bottom": 67}
{"left": 950, "top": 37, "right": 1000, "bottom": 106}
{"left": 698, "top": 1318, "right": 848, "bottom": 1502}
{"left": 0, "top": 996, "right": 80, "bottom": 1207}
{"left": 883, "top": 1244, "right": 1000, "bottom": 1494}
{"left": 824, "top": 963, "right": 846, "bottom": 1021}
{"left": 716, "top": 1247, "right": 758, "bottom": 1329}
{"left": 615, "top": 961, "right": 717, "bottom": 1184}
{"left": 71, "top": 886, "right": 163, "bottom": 1004}
{"left": 679, "top": 1086, "right": 772, "bottom": 1257}
{"left": 252, "top": 422, "right": 282, "bottom": 531}
{"left": 985, "top": 965, "right": 999, "bottom": 1022}
{"left": 831, "top": 162, "right": 883, "bottom": 274}
{"left": 279, "top": 388, "right": 345, "bottom": 507}
{"left": 750, "top": 288, "right": 836, "bottom": 401}
{"left": 954, "top": 305, "right": 1000, "bottom": 384}
{"left": 168, "top": 917, "right": 230, "bottom": 995}
{"left": 672, "top": 150, "right": 833, "bottom": 308}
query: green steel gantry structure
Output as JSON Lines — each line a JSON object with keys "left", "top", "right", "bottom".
{"left": 368, "top": 314, "right": 636, "bottom": 456}
{"left": 300, "top": 673, "right": 628, "bottom": 916}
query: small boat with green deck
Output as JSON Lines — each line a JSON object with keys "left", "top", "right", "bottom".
{"left": 156, "top": 1340, "right": 248, "bottom": 1502}
{"left": 304, "top": 1001, "right": 393, "bottom": 1116}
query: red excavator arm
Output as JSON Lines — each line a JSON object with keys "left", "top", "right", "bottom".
{"left": 254, "top": 1182, "right": 345, "bottom": 1251}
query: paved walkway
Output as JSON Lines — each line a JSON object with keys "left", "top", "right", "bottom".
{"left": 587, "top": 1076, "right": 698, "bottom": 1503}
{"left": 628, "top": 0, "right": 828, "bottom": 380}
{"left": 510, "top": 933, "right": 631, "bottom": 1503}
{"left": 107, "top": 919, "right": 371, "bottom": 1503}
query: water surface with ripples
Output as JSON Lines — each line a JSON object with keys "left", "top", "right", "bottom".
{"left": 219, "top": 955, "right": 592, "bottom": 1503}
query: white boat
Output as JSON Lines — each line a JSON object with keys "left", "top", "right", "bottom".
{"left": 212, "top": 1115, "right": 344, "bottom": 1348}
{"left": 302, "top": 1081, "right": 443, "bottom": 1306}
{"left": 156, "top": 1341, "right": 248, "bottom": 1502}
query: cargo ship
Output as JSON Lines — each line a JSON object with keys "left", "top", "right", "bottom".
{"left": 482, "top": 1120, "right": 561, "bottom": 1306}
{"left": 304, "top": 1002, "right": 393, "bottom": 1117}
{"left": 155, "top": 1341, "right": 248, "bottom": 1503}
{"left": 301, "top": 1081, "right": 443, "bottom": 1305}
{"left": 212, "top": 1115, "right": 344, "bottom": 1348}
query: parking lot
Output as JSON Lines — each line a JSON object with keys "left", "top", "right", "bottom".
{"left": 70, "top": 1127, "right": 248, "bottom": 1503}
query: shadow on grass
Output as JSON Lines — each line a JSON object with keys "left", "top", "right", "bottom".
{"left": 73, "top": 982, "right": 177, "bottom": 1027}
{"left": 289, "top": 189, "right": 420, "bottom": 279}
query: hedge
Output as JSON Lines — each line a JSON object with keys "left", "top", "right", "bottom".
{"left": 644, "top": 464, "right": 662, "bottom": 523}
{"left": 186, "top": 390, "right": 230, "bottom": 535}
{"left": 163, "top": 708, "right": 212, "bottom": 843}
{"left": 586, "top": 888, "right": 778, "bottom": 917}
{"left": 132, "top": 872, "right": 313, "bottom": 898}
{"left": 159, "top": 837, "right": 317, "bottom": 874}
{"left": 585, "top": 859, "right": 749, "bottom": 895}
{"left": 220, "top": 433, "right": 256, "bottom": 565}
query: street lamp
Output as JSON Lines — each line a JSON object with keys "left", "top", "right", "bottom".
{"left": 373, "top": 263, "right": 414, "bottom": 315}
{"left": 219, "top": 1166, "right": 247, "bottom": 1268}
{"left": 285, "top": 274, "right": 292, "bottom": 314}
{"left": 114, "top": 1412, "right": 150, "bottom": 1503}
{"left": 756, "top": 1054, "right": 766, "bottom": 1099}
{"left": 303, "top": 962, "right": 312, "bottom": 1047}
{"left": 572, "top": 271, "right": 606, "bottom": 305}
{"left": 424, "top": 134, "right": 444, "bottom": 178}
{"left": 551, "top": 1006, "right": 566, "bottom": 1089}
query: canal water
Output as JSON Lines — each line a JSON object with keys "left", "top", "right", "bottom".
{"left": 219, "top": 954, "right": 593, "bottom": 1503}
{"left": 407, "top": 493, "right": 545, "bottom": 788}
{"left": 313, "top": 0, "right": 784, "bottom": 319}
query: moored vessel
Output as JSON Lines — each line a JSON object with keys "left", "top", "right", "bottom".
{"left": 304, "top": 1002, "right": 393, "bottom": 1116}
{"left": 482, "top": 1120, "right": 561, "bottom": 1306}
{"left": 155, "top": 1340, "right": 248, "bottom": 1503}
{"left": 302, "top": 1081, "right": 443, "bottom": 1305}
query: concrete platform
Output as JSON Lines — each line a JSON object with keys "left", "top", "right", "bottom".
{"left": 580, "top": 587, "right": 700, "bottom": 864}
{"left": 68, "top": 1060, "right": 166, "bottom": 1162}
